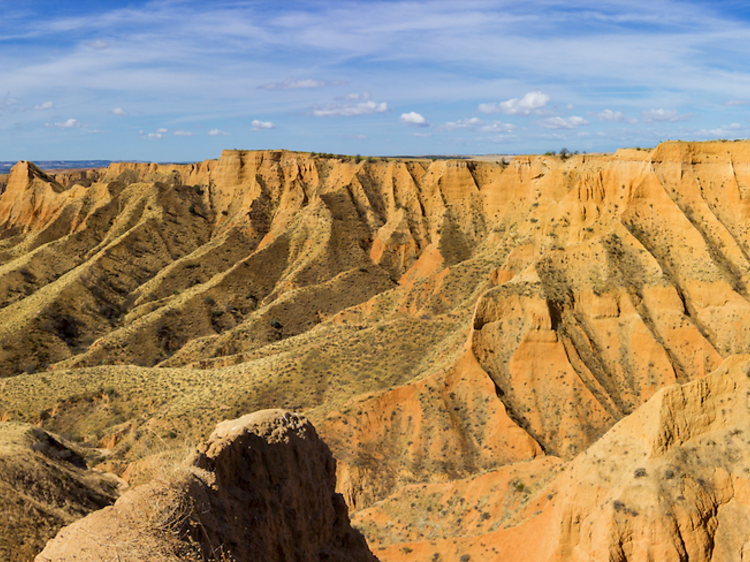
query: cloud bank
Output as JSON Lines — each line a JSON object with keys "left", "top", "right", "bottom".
{"left": 480, "top": 91, "right": 550, "bottom": 116}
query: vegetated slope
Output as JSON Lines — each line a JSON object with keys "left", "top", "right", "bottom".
{"left": 1, "top": 142, "right": 750, "bottom": 560}
{"left": 0, "top": 422, "right": 120, "bottom": 561}
{"left": 37, "top": 409, "right": 377, "bottom": 562}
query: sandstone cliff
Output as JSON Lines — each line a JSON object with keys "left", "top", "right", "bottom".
{"left": 36, "top": 409, "right": 377, "bottom": 562}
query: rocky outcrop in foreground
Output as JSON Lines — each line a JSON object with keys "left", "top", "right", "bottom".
{"left": 36, "top": 409, "right": 377, "bottom": 562}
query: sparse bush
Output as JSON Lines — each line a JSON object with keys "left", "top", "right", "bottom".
{"left": 41, "top": 309, "right": 81, "bottom": 347}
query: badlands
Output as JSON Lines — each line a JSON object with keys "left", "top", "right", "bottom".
{"left": 0, "top": 141, "right": 749, "bottom": 559}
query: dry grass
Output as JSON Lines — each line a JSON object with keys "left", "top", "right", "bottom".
{"left": 0, "top": 422, "right": 120, "bottom": 561}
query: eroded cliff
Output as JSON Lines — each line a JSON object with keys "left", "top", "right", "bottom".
{"left": 0, "top": 142, "right": 749, "bottom": 560}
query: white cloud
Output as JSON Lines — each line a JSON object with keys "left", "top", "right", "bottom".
{"left": 86, "top": 129, "right": 107, "bottom": 134}
{"left": 335, "top": 92, "right": 371, "bottom": 101}
{"left": 173, "top": 130, "right": 193, "bottom": 136}
{"left": 139, "top": 129, "right": 163, "bottom": 140}
{"left": 412, "top": 132, "right": 432, "bottom": 138}
{"left": 46, "top": 118, "right": 82, "bottom": 129}
{"left": 399, "top": 111, "right": 429, "bottom": 127}
{"left": 480, "top": 121, "right": 516, "bottom": 133}
{"left": 33, "top": 101, "right": 54, "bottom": 110}
{"left": 641, "top": 109, "right": 691, "bottom": 122}
{"left": 251, "top": 119, "right": 276, "bottom": 130}
{"left": 86, "top": 40, "right": 110, "bottom": 50}
{"left": 724, "top": 100, "right": 750, "bottom": 107}
{"left": 442, "top": 117, "right": 483, "bottom": 131}
{"left": 208, "top": 128, "right": 230, "bottom": 136}
{"left": 139, "top": 129, "right": 167, "bottom": 140}
{"left": 441, "top": 117, "right": 516, "bottom": 133}
{"left": 479, "top": 91, "right": 550, "bottom": 115}
{"left": 312, "top": 100, "right": 388, "bottom": 117}
{"left": 700, "top": 123, "right": 744, "bottom": 136}
{"left": 596, "top": 109, "right": 637, "bottom": 124}
{"left": 258, "top": 78, "right": 346, "bottom": 90}
{"left": 539, "top": 116, "right": 589, "bottom": 129}
{"left": 110, "top": 107, "right": 128, "bottom": 116}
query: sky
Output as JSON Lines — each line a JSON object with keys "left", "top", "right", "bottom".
{"left": 2, "top": 0, "right": 750, "bottom": 161}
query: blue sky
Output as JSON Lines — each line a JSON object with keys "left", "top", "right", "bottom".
{"left": 2, "top": 0, "right": 750, "bottom": 161}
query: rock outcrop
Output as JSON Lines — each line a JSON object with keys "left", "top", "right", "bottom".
{"left": 36, "top": 409, "right": 377, "bottom": 562}
{"left": 0, "top": 162, "right": 66, "bottom": 234}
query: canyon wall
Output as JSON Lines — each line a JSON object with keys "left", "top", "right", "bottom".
{"left": 1, "top": 141, "right": 749, "bottom": 560}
